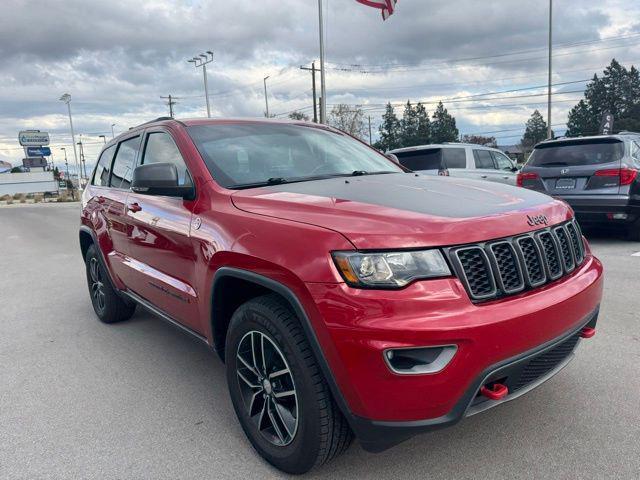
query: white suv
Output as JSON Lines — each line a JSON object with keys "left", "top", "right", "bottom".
{"left": 390, "top": 143, "right": 519, "bottom": 185}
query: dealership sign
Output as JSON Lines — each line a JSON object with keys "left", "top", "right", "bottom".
{"left": 26, "top": 146, "right": 52, "bottom": 157}
{"left": 19, "top": 131, "right": 50, "bottom": 146}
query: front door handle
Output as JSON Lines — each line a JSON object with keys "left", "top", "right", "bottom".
{"left": 480, "top": 175, "right": 488, "bottom": 178}
{"left": 127, "top": 202, "right": 142, "bottom": 213}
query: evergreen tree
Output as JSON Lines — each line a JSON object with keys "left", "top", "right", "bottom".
{"left": 521, "top": 110, "right": 548, "bottom": 148}
{"left": 399, "top": 100, "right": 419, "bottom": 147}
{"left": 375, "top": 102, "right": 401, "bottom": 151}
{"left": 566, "top": 59, "right": 640, "bottom": 136}
{"left": 566, "top": 100, "right": 597, "bottom": 136}
{"left": 430, "top": 102, "right": 459, "bottom": 143}
{"left": 415, "top": 102, "right": 431, "bottom": 145}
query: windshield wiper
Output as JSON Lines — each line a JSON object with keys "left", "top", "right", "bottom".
{"left": 350, "top": 170, "right": 400, "bottom": 176}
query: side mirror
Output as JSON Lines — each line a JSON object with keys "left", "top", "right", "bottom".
{"left": 131, "top": 163, "right": 195, "bottom": 200}
{"left": 511, "top": 166, "right": 520, "bottom": 172}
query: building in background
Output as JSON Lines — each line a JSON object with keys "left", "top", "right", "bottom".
{"left": 0, "top": 160, "right": 12, "bottom": 173}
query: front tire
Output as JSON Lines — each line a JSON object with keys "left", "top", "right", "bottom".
{"left": 225, "top": 294, "right": 352, "bottom": 474}
{"left": 85, "top": 244, "right": 136, "bottom": 323}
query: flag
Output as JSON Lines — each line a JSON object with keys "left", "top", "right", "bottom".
{"left": 355, "top": 0, "right": 398, "bottom": 20}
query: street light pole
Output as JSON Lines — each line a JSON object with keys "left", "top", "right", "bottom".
{"left": 59, "top": 93, "right": 79, "bottom": 179}
{"left": 60, "top": 147, "right": 74, "bottom": 200}
{"left": 263, "top": 76, "right": 270, "bottom": 117}
{"left": 547, "top": 0, "right": 553, "bottom": 139}
{"left": 99, "top": 135, "right": 106, "bottom": 144}
{"left": 318, "top": 0, "right": 327, "bottom": 124}
{"left": 111, "top": 123, "right": 116, "bottom": 138}
{"left": 188, "top": 51, "right": 214, "bottom": 118}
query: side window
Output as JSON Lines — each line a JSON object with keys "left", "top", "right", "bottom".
{"left": 473, "top": 149, "right": 495, "bottom": 169}
{"left": 491, "top": 151, "right": 514, "bottom": 171}
{"left": 631, "top": 141, "right": 640, "bottom": 162}
{"left": 395, "top": 149, "right": 443, "bottom": 171}
{"left": 110, "top": 136, "right": 140, "bottom": 190}
{"left": 92, "top": 145, "right": 116, "bottom": 187}
{"left": 142, "top": 132, "right": 192, "bottom": 186}
{"left": 442, "top": 148, "right": 467, "bottom": 169}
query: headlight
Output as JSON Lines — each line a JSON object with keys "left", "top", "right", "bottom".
{"left": 332, "top": 250, "right": 451, "bottom": 288}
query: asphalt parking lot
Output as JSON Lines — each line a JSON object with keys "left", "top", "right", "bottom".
{"left": 1, "top": 202, "right": 639, "bottom": 479}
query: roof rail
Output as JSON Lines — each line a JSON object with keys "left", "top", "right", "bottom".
{"left": 127, "top": 116, "right": 183, "bottom": 131}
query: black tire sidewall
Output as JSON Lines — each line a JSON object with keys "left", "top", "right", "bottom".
{"left": 85, "top": 245, "right": 133, "bottom": 323}
{"left": 225, "top": 301, "right": 324, "bottom": 474}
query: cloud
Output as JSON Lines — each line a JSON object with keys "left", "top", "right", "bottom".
{"left": 0, "top": 0, "right": 639, "bottom": 163}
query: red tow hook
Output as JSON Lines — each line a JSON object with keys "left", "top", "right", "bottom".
{"left": 480, "top": 383, "right": 509, "bottom": 401}
{"left": 580, "top": 327, "right": 596, "bottom": 339}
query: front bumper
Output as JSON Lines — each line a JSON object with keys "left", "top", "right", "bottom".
{"left": 305, "top": 252, "right": 603, "bottom": 451}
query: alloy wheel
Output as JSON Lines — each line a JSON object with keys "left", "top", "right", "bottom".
{"left": 236, "top": 330, "right": 298, "bottom": 447}
{"left": 89, "top": 257, "right": 106, "bottom": 313}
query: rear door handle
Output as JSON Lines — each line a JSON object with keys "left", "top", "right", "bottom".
{"left": 127, "top": 202, "right": 142, "bottom": 213}
{"left": 480, "top": 175, "right": 488, "bottom": 178}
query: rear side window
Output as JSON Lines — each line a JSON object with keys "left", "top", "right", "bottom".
{"left": 442, "top": 148, "right": 466, "bottom": 169}
{"left": 110, "top": 136, "right": 140, "bottom": 189}
{"left": 491, "top": 151, "right": 514, "bottom": 171}
{"left": 92, "top": 145, "right": 115, "bottom": 187}
{"left": 528, "top": 139, "right": 624, "bottom": 167}
{"left": 395, "top": 149, "right": 442, "bottom": 171}
{"left": 142, "top": 132, "right": 192, "bottom": 186}
{"left": 473, "top": 149, "right": 495, "bottom": 169}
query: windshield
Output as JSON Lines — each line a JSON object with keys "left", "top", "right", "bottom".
{"left": 528, "top": 138, "right": 624, "bottom": 167}
{"left": 187, "top": 123, "right": 403, "bottom": 188}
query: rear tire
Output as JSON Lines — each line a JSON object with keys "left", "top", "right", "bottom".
{"left": 225, "top": 294, "right": 352, "bottom": 474}
{"left": 85, "top": 244, "right": 136, "bottom": 323}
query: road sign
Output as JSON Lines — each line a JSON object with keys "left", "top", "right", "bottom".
{"left": 58, "top": 180, "right": 67, "bottom": 190}
{"left": 27, "top": 146, "right": 52, "bottom": 157}
{"left": 18, "top": 130, "right": 50, "bottom": 146}
{"left": 22, "top": 157, "right": 48, "bottom": 168}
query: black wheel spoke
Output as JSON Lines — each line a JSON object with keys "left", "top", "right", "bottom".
{"left": 236, "top": 330, "right": 298, "bottom": 447}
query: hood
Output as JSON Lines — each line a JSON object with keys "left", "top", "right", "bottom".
{"left": 231, "top": 173, "right": 572, "bottom": 249}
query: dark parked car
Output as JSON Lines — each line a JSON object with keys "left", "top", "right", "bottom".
{"left": 518, "top": 133, "right": 640, "bottom": 239}
{"left": 80, "top": 117, "right": 603, "bottom": 473}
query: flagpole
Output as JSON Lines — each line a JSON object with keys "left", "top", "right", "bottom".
{"left": 318, "top": 0, "right": 327, "bottom": 124}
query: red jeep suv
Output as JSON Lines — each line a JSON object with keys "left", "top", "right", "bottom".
{"left": 80, "top": 118, "right": 603, "bottom": 473}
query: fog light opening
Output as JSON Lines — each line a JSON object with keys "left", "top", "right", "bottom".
{"left": 384, "top": 345, "right": 457, "bottom": 375}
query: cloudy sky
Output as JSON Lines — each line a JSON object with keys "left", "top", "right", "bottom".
{"left": 1, "top": 0, "right": 640, "bottom": 172}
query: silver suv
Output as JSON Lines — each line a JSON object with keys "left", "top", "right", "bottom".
{"left": 518, "top": 132, "right": 640, "bottom": 240}
{"left": 390, "top": 143, "right": 519, "bottom": 185}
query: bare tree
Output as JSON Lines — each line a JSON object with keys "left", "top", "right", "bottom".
{"left": 289, "top": 111, "right": 310, "bottom": 121}
{"left": 328, "top": 104, "right": 366, "bottom": 139}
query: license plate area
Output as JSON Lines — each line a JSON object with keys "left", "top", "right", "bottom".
{"left": 555, "top": 178, "right": 576, "bottom": 189}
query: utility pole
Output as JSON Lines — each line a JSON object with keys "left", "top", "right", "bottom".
{"left": 111, "top": 123, "right": 116, "bottom": 138}
{"left": 188, "top": 51, "right": 214, "bottom": 118}
{"left": 263, "top": 76, "right": 270, "bottom": 117}
{"left": 547, "top": 0, "right": 553, "bottom": 139}
{"left": 160, "top": 95, "right": 178, "bottom": 117}
{"left": 317, "top": 0, "right": 327, "bottom": 124}
{"left": 368, "top": 116, "right": 372, "bottom": 144}
{"left": 300, "top": 62, "right": 318, "bottom": 123}
{"left": 59, "top": 93, "right": 79, "bottom": 180}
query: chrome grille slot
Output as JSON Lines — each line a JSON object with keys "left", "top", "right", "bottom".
{"left": 537, "top": 231, "right": 563, "bottom": 280}
{"left": 515, "top": 236, "right": 546, "bottom": 287}
{"left": 488, "top": 242, "right": 524, "bottom": 294}
{"left": 566, "top": 221, "right": 584, "bottom": 265}
{"left": 453, "top": 247, "right": 496, "bottom": 300}
{"left": 553, "top": 226, "right": 575, "bottom": 272}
